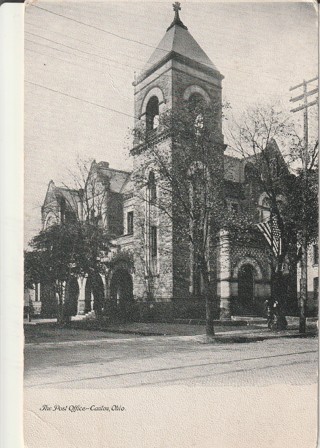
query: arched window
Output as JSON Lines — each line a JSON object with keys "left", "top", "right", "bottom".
{"left": 146, "top": 96, "right": 159, "bottom": 133}
{"left": 44, "top": 213, "right": 56, "bottom": 229}
{"left": 258, "top": 193, "right": 271, "bottom": 222}
{"left": 188, "top": 161, "right": 210, "bottom": 297}
{"left": 148, "top": 171, "right": 157, "bottom": 204}
{"left": 188, "top": 93, "right": 206, "bottom": 114}
{"left": 146, "top": 171, "right": 157, "bottom": 275}
{"left": 188, "top": 93, "right": 206, "bottom": 135}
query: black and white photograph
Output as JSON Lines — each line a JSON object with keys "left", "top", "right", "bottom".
{"left": 21, "top": 1, "right": 318, "bottom": 447}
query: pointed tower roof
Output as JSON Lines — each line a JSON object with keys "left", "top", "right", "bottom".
{"left": 139, "top": 3, "right": 221, "bottom": 82}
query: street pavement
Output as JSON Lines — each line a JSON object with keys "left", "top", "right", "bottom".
{"left": 24, "top": 323, "right": 318, "bottom": 389}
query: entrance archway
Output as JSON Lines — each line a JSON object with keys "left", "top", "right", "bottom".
{"left": 238, "top": 264, "right": 255, "bottom": 314}
{"left": 110, "top": 269, "right": 133, "bottom": 320}
{"left": 85, "top": 273, "right": 105, "bottom": 315}
{"left": 65, "top": 277, "right": 79, "bottom": 317}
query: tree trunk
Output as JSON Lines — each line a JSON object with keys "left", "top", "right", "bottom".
{"left": 57, "top": 294, "right": 64, "bottom": 325}
{"left": 272, "top": 270, "right": 288, "bottom": 330}
{"left": 56, "top": 280, "right": 67, "bottom": 325}
{"left": 205, "top": 296, "right": 215, "bottom": 336}
{"left": 201, "top": 258, "right": 215, "bottom": 337}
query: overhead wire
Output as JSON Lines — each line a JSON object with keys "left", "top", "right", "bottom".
{"left": 28, "top": 3, "right": 316, "bottom": 84}
{"left": 25, "top": 39, "right": 281, "bottom": 104}
{"left": 25, "top": 20, "right": 153, "bottom": 68}
{"left": 25, "top": 80, "right": 136, "bottom": 119}
{"left": 25, "top": 29, "right": 295, "bottom": 96}
{"left": 32, "top": 4, "right": 168, "bottom": 54}
{"left": 25, "top": 6, "right": 312, "bottom": 118}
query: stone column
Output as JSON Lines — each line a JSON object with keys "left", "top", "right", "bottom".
{"left": 219, "top": 229, "right": 232, "bottom": 320}
{"left": 77, "top": 276, "right": 87, "bottom": 315}
{"left": 100, "top": 273, "right": 107, "bottom": 301}
{"left": 90, "top": 292, "right": 94, "bottom": 312}
{"left": 29, "top": 285, "right": 36, "bottom": 302}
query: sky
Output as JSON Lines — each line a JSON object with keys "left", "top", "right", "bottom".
{"left": 24, "top": 1, "right": 318, "bottom": 246}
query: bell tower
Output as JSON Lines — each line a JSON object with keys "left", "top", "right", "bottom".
{"left": 132, "top": 2, "right": 224, "bottom": 142}
{"left": 131, "top": 3, "right": 225, "bottom": 306}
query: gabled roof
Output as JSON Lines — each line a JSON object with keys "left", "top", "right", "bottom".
{"left": 43, "top": 180, "right": 80, "bottom": 212}
{"left": 55, "top": 187, "right": 80, "bottom": 211}
{"left": 119, "top": 173, "right": 134, "bottom": 195}
{"left": 145, "top": 23, "right": 219, "bottom": 73}
{"left": 94, "top": 162, "right": 131, "bottom": 194}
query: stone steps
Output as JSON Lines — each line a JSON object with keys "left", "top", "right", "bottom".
{"left": 72, "top": 310, "right": 96, "bottom": 321}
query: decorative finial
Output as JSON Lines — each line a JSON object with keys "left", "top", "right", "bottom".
{"left": 173, "top": 2, "right": 181, "bottom": 20}
{"left": 167, "top": 1, "right": 188, "bottom": 31}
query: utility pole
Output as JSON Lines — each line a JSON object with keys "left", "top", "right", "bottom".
{"left": 290, "top": 76, "right": 318, "bottom": 333}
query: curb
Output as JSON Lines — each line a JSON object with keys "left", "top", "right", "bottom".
{"left": 196, "top": 331, "right": 318, "bottom": 344}
{"left": 84, "top": 327, "right": 318, "bottom": 340}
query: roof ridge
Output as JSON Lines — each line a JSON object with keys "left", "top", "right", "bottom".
{"left": 97, "top": 165, "right": 132, "bottom": 175}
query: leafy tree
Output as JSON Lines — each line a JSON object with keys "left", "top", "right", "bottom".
{"left": 25, "top": 222, "right": 110, "bottom": 323}
{"left": 25, "top": 158, "right": 113, "bottom": 324}
{"left": 25, "top": 221, "right": 111, "bottom": 324}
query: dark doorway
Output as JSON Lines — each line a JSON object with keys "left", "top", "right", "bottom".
{"left": 110, "top": 269, "right": 133, "bottom": 320}
{"left": 65, "top": 277, "right": 79, "bottom": 317}
{"left": 238, "top": 264, "right": 255, "bottom": 314}
{"left": 85, "top": 273, "right": 105, "bottom": 315}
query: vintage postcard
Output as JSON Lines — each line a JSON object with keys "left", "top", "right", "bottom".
{"left": 22, "top": 1, "right": 318, "bottom": 447}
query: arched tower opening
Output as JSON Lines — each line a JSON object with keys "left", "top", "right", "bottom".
{"left": 146, "top": 96, "right": 160, "bottom": 133}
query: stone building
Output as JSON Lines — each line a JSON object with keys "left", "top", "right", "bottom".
{"left": 31, "top": 7, "right": 300, "bottom": 321}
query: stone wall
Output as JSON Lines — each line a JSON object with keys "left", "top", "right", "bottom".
{"left": 132, "top": 137, "right": 174, "bottom": 302}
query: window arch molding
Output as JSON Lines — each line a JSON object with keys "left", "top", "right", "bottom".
{"left": 258, "top": 192, "right": 271, "bottom": 222}
{"left": 44, "top": 212, "right": 57, "bottom": 229}
{"left": 233, "top": 257, "right": 263, "bottom": 281}
{"left": 258, "top": 192, "right": 270, "bottom": 207}
{"left": 183, "top": 85, "right": 210, "bottom": 105}
{"left": 140, "top": 87, "right": 165, "bottom": 118}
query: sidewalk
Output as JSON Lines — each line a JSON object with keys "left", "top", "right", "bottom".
{"left": 24, "top": 316, "right": 317, "bottom": 344}
{"left": 95, "top": 320, "right": 318, "bottom": 342}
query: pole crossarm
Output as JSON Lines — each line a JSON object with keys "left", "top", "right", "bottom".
{"left": 290, "top": 87, "right": 318, "bottom": 103}
{"left": 290, "top": 98, "right": 318, "bottom": 113}
{"left": 289, "top": 76, "right": 318, "bottom": 91}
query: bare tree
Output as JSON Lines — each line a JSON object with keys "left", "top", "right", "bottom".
{"left": 64, "top": 157, "right": 109, "bottom": 226}
{"left": 132, "top": 96, "right": 235, "bottom": 337}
